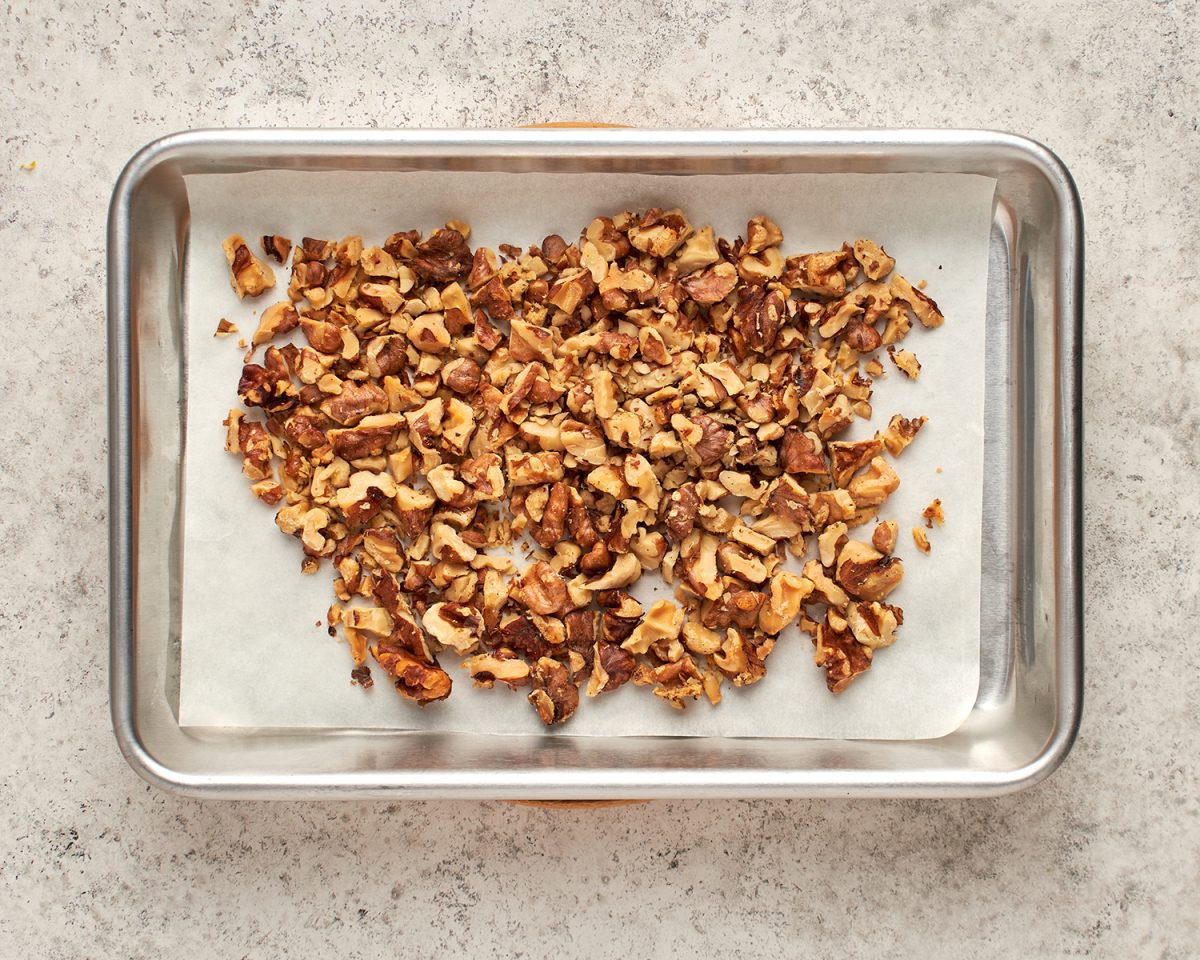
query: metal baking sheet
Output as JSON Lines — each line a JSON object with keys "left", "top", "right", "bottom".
{"left": 107, "top": 129, "right": 1083, "bottom": 798}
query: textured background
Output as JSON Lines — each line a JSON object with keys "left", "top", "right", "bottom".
{"left": 2, "top": 0, "right": 1197, "bottom": 957}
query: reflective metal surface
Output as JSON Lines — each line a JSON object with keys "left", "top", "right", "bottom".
{"left": 108, "top": 129, "right": 1083, "bottom": 798}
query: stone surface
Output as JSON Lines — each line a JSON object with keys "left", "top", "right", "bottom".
{"left": 2, "top": 0, "right": 1197, "bottom": 957}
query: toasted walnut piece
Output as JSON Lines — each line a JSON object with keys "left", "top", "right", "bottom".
{"left": 888, "top": 346, "right": 922, "bottom": 379}
{"left": 757, "top": 571, "right": 814, "bottom": 635}
{"left": 876, "top": 416, "right": 925, "bottom": 459}
{"left": 872, "top": 520, "right": 899, "bottom": 555}
{"left": 372, "top": 643, "right": 453, "bottom": 704}
{"left": 674, "top": 225, "right": 721, "bottom": 276}
{"left": 223, "top": 233, "right": 276, "bottom": 299}
{"left": 848, "top": 457, "right": 900, "bottom": 509}
{"left": 682, "top": 261, "right": 738, "bottom": 305}
{"left": 345, "top": 607, "right": 394, "bottom": 637}
{"left": 836, "top": 539, "right": 904, "bottom": 602}
{"left": 622, "top": 600, "right": 683, "bottom": 654}
{"left": 783, "top": 246, "right": 855, "bottom": 297}
{"left": 891, "top": 274, "right": 944, "bottom": 328}
{"left": 682, "top": 621, "right": 723, "bottom": 656}
{"left": 745, "top": 216, "right": 784, "bottom": 255}
{"left": 422, "top": 602, "right": 484, "bottom": 655}
{"left": 584, "top": 553, "right": 641, "bottom": 591}
{"left": 716, "top": 542, "right": 768, "bottom": 584}
{"left": 780, "top": 428, "right": 828, "bottom": 475}
{"left": 586, "top": 640, "right": 636, "bottom": 696}
{"left": 852, "top": 239, "right": 896, "bottom": 281}
{"left": 802, "top": 558, "right": 849, "bottom": 607}
{"left": 261, "top": 235, "right": 292, "bottom": 263}
{"left": 627, "top": 208, "right": 692, "bottom": 258}
{"left": 923, "top": 498, "right": 945, "bottom": 528}
{"left": 214, "top": 318, "right": 238, "bottom": 337}
{"left": 560, "top": 420, "right": 608, "bottom": 466}
{"left": 813, "top": 615, "right": 873, "bottom": 693}
{"left": 407, "top": 312, "right": 451, "bottom": 353}
{"left": 912, "top": 527, "right": 931, "bottom": 553}
{"left": 828, "top": 437, "right": 884, "bottom": 488}
{"left": 462, "top": 651, "right": 530, "bottom": 688}
{"left": 847, "top": 601, "right": 902, "bottom": 649}
{"left": 513, "top": 561, "right": 570, "bottom": 616}
{"left": 818, "top": 521, "right": 849, "bottom": 568}
{"left": 623, "top": 454, "right": 662, "bottom": 510}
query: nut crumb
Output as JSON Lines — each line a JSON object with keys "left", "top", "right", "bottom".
{"left": 911, "top": 527, "right": 931, "bottom": 553}
{"left": 922, "top": 498, "right": 944, "bottom": 528}
{"left": 214, "top": 318, "right": 238, "bottom": 337}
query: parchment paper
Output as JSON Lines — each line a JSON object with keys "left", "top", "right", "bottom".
{"left": 179, "top": 169, "right": 996, "bottom": 739}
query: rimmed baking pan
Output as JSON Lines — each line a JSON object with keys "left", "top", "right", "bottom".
{"left": 107, "top": 128, "right": 1082, "bottom": 798}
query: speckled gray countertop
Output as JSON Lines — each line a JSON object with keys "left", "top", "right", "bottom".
{"left": 2, "top": 1, "right": 1197, "bottom": 957}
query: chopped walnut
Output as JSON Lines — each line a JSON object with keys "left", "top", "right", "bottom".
{"left": 912, "top": 527, "right": 931, "bottom": 554}
{"left": 223, "top": 233, "right": 275, "bottom": 299}
{"left": 218, "top": 210, "right": 948, "bottom": 721}
{"left": 923, "top": 498, "right": 945, "bottom": 528}
{"left": 888, "top": 346, "right": 922, "bottom": 379}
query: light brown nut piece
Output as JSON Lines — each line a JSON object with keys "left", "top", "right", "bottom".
{"left": 879, "top": 414, "right": 927, "bottom": 456}
{"left": 847, "top": 456, "right": 900, "bottom": 508}
{"left": 214, "top": 318, "right": 238, "bottom": 337}
{"left": 622, "top": 600, "right": 683, "bottom": 655}
{"left": 871, "top": 520, "right": 899, "bottom": 555}
{"left": 745, "top": 216, "right": 784, "bottom": 255}
{"left": 835, "top": 540, "right": 904, "bottom": 602}
{"left": 674, "top": 225, "right": 720, "bottom": 276}
{"left": 422, "top": 602, "right": 484, "bottom": 655}
{"left": 911, "top": 527, "right": 931, "bottom": 553}
{"left": 681, "top": 261, "right": 738, "bottom": 305}
{"left": 462, "top": 651, "right": 531, "bottom": 689}
{"left": 757, "top": 571, "right": 814, "bottom": 635}
{"left": 888, "top": 346, "right": 922, "bottom": 379}
{"left": 852, "top": 239, "right": 896, "bottom": 281}
{"left": 922, "top": 498, "right": 945, "bottom": 528}
{"left": 510, "top": 562, "right": 569, "bottom": 618}
{"left": 891, "top": 274, "right": 944, "bottom": 328}
{"left": 223, "top": 233, "right": 276, "bottom": 299}
{"left": 846, "top": 601, "right": 902, "bottom": 649}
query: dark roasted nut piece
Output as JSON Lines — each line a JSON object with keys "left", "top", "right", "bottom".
{"left": 587, "top": 640, "right": 636, "bottom": 696}
{"left": 223, "top": 233, "right": 276, "bottom": 298}
{"left": 813, "top": 614, "right": 873, "bottom": 693}
{"left": 528, "top": 657, "right": 580, "bottom": 725}
{"left": 494, "top": 614, "right": 551, "bottom": 660}
{"left": 409, "top": 227, "right": 472, "bottom": 283}
{"left": 780, "top": 428, "right": 828, "bottom": 475}
{"left": 828, "top": 437, "right": 883, "bottom": 488}
{"left": 261, "top": 234, "right": 293, "bottom": 263}
{"left": 372, "top": 643, "right": 453, "bottom": 704}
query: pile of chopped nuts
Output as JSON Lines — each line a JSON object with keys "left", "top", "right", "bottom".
{"left": 218, "top": 209, "right": 942, "bottom": 724}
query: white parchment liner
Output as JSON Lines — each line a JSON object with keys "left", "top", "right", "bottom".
{"left": 179, "top": 169, "right": 995, "bottom": 739}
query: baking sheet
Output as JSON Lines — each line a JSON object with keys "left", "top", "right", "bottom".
{"left": 178, "top": 169, "right": 995, "bottom": 739}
